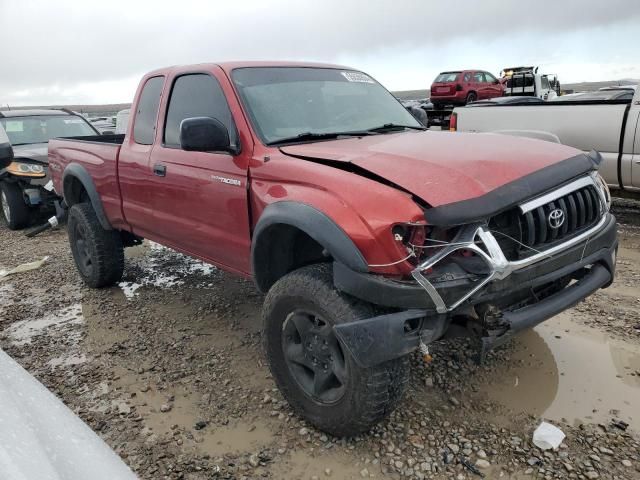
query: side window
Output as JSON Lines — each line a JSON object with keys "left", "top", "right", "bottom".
{"left": 485, "top": 72, "right": 497, "bottom": 83}
{"left": 463, "top": 72, "right": 472, "bottom": 82}
{"left": 164, "top": 74, "right": 237, "bottom": 148}
{"left": 472, "top": 72, "right": 485, "bottom": 83}
{"left": 541, "top": 76, "right": 550, "bottom": 90}
{"left": 133, "top": 76, "right": 164, "bottom": 145}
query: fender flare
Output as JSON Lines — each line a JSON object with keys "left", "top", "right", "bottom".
{"left": 62, "top": 163, "right": 112, "bottom": 230}
{"left": 251, "top": 201, "right": 368, "bottom": 291}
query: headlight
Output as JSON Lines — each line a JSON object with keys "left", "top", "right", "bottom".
{"left": 591, "top": 171, "right": 611, "bottom": 211}
{"left": 6, "top": 161, "right": 46, "bottom": 177}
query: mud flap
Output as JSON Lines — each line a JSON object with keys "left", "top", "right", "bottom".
{"left": 333, "top": 309, "right": 448, "bottom": 368}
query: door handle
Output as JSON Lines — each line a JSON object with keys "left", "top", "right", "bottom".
{"left": 153, "top": 164, "right": 166, "bottom": 177}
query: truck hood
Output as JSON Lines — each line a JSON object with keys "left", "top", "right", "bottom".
{"left": 12, "top": 143, "right": 48, "bottom": 164}
{"left": 280, "top": 131, "right": 582, "bottom": 207}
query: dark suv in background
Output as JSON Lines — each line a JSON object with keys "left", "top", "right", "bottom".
{"left": 430, "top": 70, "right": 503, "bottom": 109}
{"left": 0, "top": 109, "right": 98, "bottom": 229}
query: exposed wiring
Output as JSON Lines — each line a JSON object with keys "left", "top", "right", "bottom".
{"left": 368, "top": 251, "right": 415, "bottom": 268}
{"left": 371, "top": 228, "right": 556, "bottom": 269}
{"left": 408, "top": 240, "right": 483, "bottom": 250}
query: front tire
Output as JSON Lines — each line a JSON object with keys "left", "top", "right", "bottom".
{"left": 263, "top": 264, "right": 409, "bottom": 437}
{"left": 68, "top": 203, "right": 124, "bottom": 288}
{"left": 1, "top": 182, "right": 30, "bottom": 230}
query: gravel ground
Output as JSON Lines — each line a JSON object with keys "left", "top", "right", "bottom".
{"left": 1, "top": 200, "right": 639, "bottom": 480}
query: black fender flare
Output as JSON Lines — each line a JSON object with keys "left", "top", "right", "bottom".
{"left": 251, "top": 201, "right": 368, "bottom": 291}
{"left": 62, "top": 163, "right": 112, "bottom": 230}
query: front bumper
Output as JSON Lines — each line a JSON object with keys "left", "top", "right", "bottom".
{"left": 333, "top": 213, "right": 617, "bottom": 367}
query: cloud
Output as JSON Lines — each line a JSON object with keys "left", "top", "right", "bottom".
{"left": 0, "top": 0, "right": 639, "bottom": 104}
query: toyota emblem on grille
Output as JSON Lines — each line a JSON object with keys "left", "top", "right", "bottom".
{"left": 548, "top": 208, "right": 565, "bottom": 229}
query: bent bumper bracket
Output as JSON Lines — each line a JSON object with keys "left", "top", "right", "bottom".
{"left": 478, "top": 262, "right": 612, "bottom": 362}
{"left": 334, "top": 309, "right": 447, "bottom": 368}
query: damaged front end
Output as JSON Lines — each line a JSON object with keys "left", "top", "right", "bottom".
{"left": 334, "top": 171, "right": 617, "bottom": 367}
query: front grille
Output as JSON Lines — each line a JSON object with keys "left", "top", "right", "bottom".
{"left": 490, "top": 184, "right": 602, "bottom": 260}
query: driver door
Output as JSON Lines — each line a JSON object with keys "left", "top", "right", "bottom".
{"left": 148, "top": 70, "right": 252, "bottom": 274}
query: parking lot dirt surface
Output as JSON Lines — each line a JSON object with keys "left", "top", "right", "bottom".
{"left": 1, "top": 199, "right": 639, "bottom": 479}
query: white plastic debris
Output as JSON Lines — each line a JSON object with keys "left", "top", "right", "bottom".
{"left": 0, "top": 256, "right": 49, "bottom": 279}
{"left": 533, "top": 421, "right": 566, "bottom": 450}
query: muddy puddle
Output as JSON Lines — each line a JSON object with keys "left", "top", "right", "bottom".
{"left": 479, "top": 312, "right": 640, "bottom": 430}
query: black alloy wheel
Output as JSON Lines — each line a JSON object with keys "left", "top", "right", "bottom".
{"left": 282, "top": 309, "right": 348, "bottom": 404}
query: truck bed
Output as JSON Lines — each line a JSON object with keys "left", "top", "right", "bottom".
{"left": 453, "top": 99, "right": 632, "bottom": 188}
{"left": 48, "top": 135, "right": 124, "bottom": 227}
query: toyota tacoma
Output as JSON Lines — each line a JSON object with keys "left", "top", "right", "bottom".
{"left": 48, "top": 62, "right": 617, "bottom": 436}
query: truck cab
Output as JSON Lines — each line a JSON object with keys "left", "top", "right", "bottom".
{"left": 501, "top": 66, "right": 559, "bottom": 101}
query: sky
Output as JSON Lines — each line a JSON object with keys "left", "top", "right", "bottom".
{"left": 1, "top": 0, "right": 639, "bottom": 106}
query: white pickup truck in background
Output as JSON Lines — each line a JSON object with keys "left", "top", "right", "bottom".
{"left": 451, "top": 84, "right": 640, "bottom": 197}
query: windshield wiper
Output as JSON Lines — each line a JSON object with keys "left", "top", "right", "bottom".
{"left": 367, "top": 123, "right": 427, "bottom": 133}
{"left": 268, "top": 131, "right": 374, "bottom": 146}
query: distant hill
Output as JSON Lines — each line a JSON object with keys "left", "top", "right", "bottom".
{"left": 392, "top": 89, "right": 430, "bottom": 101}
{"left": 392, "top": 79, "right": 639, "bottom": 101}
{"left": 561, "top": 79, "right": 638, "bottom": 93}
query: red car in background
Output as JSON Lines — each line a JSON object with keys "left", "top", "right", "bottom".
{"left": 430, "top": 70, "right": 503, "bottom": 109}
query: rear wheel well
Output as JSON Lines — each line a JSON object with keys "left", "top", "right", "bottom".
{"left": 64, "top": 176, "right": 90, "bottom": 205}
{"left": 253, "top": 224, "right": 328, "bottom": 292}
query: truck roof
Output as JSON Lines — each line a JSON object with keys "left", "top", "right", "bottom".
{"left": 0, "top": 109, "right": 72, "bottom": 118}
{"left": 145, "top": 60, "right": 354, "bottom": 77}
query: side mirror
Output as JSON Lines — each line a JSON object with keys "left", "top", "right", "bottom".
{"left": 493, "top": 79, "right": 500, "bottom": 84}
{"left": 179, "top": 117, "right": 232, "bottom": 153}
{"left": 0, "top": 124, "right": 14, "bottom": 169}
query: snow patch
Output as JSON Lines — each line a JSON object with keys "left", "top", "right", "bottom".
{"left": 118, "top": 282, "right": 143, "bottom": 299}
{"left": 119, "top": 242, "right": 216, "bottom": 299}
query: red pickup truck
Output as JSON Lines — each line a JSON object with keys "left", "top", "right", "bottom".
{"left": 49, "top": 62, "right": 617, "bottom": 436}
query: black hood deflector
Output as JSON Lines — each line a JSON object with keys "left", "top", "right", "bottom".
{"left": 423, "top": 151, "right": 601, "bottom": 226}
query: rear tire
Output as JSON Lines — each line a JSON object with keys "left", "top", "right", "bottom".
{"left": 1, "top": 182, "right": 30, "bottom": 230}
{"left": 67, "top": 203, "right": 124, "bottom": 288}
{"left": 263, "top": 264, "right": 409, "bottom": 437}
{"left": 465, "top": 92, "right": 477, "bottom": 104}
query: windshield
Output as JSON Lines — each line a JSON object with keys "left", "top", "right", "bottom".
{"left": 232, "top": 67, "right": 421, "bottom": 145}
{"left": 434, "top": 72, "right": 460, "bottom": 83}
{"left": 0, "top": 115, "right": 96, "bottom": 146}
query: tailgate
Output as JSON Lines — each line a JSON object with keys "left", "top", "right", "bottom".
{"left": 431, "top": 83, "right": 455, "bottom": 95}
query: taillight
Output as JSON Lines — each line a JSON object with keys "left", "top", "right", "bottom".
{"left": 449, "top": 112, "right": 458, "bottom": 131}
{"left": 455, "top": 84, "right": 463, "bottom": 91}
